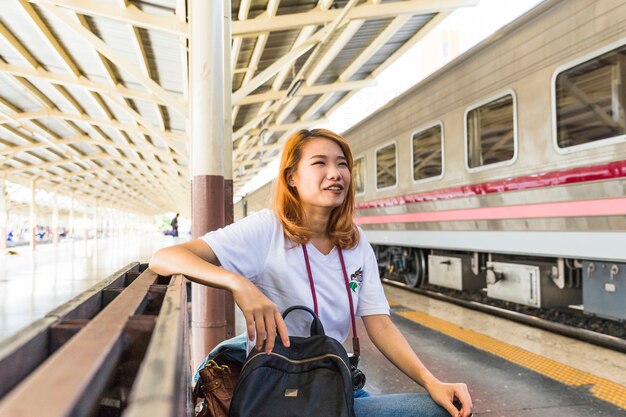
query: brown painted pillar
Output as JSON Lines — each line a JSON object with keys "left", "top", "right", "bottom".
{"left": 223, "top": 0, "right": 235, "bottom": 340}
{"left": 190, "top": 0, "right": 227, "bottom": 368}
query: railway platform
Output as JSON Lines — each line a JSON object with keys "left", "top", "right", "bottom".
{"left": 358, "top": 286, "right": 626, "bottom": 416}
{"left": 2, "top": 243, "right": 625, "bottom": 416}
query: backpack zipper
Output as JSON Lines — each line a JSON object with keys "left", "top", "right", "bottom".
{"left": 241, "top": 351, "right": 351, "bottom": 374}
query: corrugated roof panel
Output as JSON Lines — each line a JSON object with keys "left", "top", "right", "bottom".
{"left": 314, "top": 18, "right": 393, "bottom": 86}
{"left": 32, "top": 6, "right": 110, "bottom": 81}
{"left": 310, "top": 90, "right": 348, "bottom": 120}
{"left": 235, "top": 102, "right": 263, "bottom": 130}
{"left": 137, "top": 27, "right": 183, "bottom": 93}
{"left": 130, "top": 0, "right": 177, "bottom": 14}
{"left": 59, "top": 85, "right": 105, "bottom": 118}
{"left": 350, "top": 14, "right": 434, "bottom": 81}
{"left": 1, "top": 2, "right": 75, "bottom": 73}
{"left": 26, "top": 78, "right": 78, "bottom": 115}
{"left": 283, "top": 94, "right": 321, "bottom": 124}
{"left": 233, "top": 1, "right": 273, "bottom": 20}
{"left": 0, "top": 74, "right": 41, "bottom": 113}
{"left": 276, "top": 0, "right": 317, "bottom": 16}
{"left": 167, "top": 107, "right": 186, "bottom": 133}
{"left": 36, "top": 117, "right": 74, "bottom": 138}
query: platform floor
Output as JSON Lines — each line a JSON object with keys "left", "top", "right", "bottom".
{"left": 0, "top": 233, "right": 186, "bottom": 341}
{"left": 3, "top": 239, "right": 625, "bottom": 416}
{"left": 354, "top": 286, "right": 626, "bottom": 416}
{"left": 232, "top": 284, "right": 626, "bottom": 415}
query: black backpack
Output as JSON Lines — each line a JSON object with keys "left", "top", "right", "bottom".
{"left": 229, "top": 306, "right": 355, "bottom": 417}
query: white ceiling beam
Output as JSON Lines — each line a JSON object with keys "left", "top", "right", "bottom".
{"left": 340, "top": 16, "right": 411, "bottom": 82}
{"left": 70, "top": 8, "right": 183, "bottom": 189}
{"left": 1, "top": 135, "right": 174, "bottom": 161}
{"left": 43, "top": 164, "right": 186, "bottom": 208}
{"left": 44, "top": 170, "right": 165, "bottom": 210}
{"left": 6, "top": 3, "right": 157, "bottom": 192}
{"left": 0, "top": 63, "right": 163, "bottom": 104}
{"left": 102, "top": 93, "right": 187, "bottom": 159}
{"left": 29, "top": 0, "right": 188, "bottom": 37}
{"left": 117, "top": 0, "right": 167, "bottom": 132}
{"left": 37, "top": 3, "right": 188, "bottom": 118}
{"left": 234, "top": 118, "right": 327, "bottom": 162}
{"left": 2, "top": 110, "right": 186, "bottom": 142}
{"left": 234, "top": 0, "right": 358, "bottom": 160}
{"left": 232, "top": 0, "right": 478, "bottom": 36}
{"left": 230, "top": 0, "right": 252, "bottom": 77}
{"left": 18, "top": 0, "right": 80, "bottom": 76}
{"left": 231, "top": 28, "right": 327, "bottom": 104}
{"left": 235, "top": 79, "right": 376, "bottom": 106}
{"left": 9, "top": 151, "right": 186, "bottom": 205}
{"left": 9, "top": 154, "right": 102, "bottom": 174}
{"left": 312, "top": 11, "right": 453, "bottom": 121}
{"left": 231, "top": 0, "right": 279, "bottom": 125}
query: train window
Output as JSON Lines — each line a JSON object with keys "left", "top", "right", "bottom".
{"left": 554, "top": 43, "right": 626, "bottom": 150}
{"left": 353, "top": 156, "right": 365, "bottom": 194}
{"left": 376, "top": 143, "right": 397, "bottom": 189}
{"left": 412, "top": 123, "right": 443, "bottom": 181}
{"left": 465, "top": 92, "right": 517, "bottom": 170}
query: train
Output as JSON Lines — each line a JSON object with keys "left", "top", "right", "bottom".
{"left": 235, "top": 0, "right": 626, "bottom": 322}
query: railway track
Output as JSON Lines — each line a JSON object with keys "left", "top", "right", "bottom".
{"left": 382, "top": 278, "right": 626, "bottom": 354}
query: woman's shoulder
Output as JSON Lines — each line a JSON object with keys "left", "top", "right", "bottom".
{"left": 343, "top": 225, "right": 371, "bottom": 254}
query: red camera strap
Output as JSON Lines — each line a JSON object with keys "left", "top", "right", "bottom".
{"left": 302, "top": 245, "right": 360, "bottom": 356}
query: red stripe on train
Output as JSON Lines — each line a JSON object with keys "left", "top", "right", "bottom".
{"left": 355, "top": 160, "right": 626, "bottom": 210}
{"left": 355, "top": 197, "right": 626, "bottom": 224}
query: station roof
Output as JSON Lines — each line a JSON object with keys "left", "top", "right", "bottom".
{"left": 0, "top": 0, "right": 477, "bottom": 216}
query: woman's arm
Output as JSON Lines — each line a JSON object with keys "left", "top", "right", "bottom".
{"left": 362, "top": 314, "right": 472, "bottom": 417}
{"left": 149, "top": 240, "right": 289, "bottom": 352}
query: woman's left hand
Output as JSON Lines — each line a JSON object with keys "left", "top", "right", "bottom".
{"left": 426, "top": 379, "right": 472, "bottom": 417}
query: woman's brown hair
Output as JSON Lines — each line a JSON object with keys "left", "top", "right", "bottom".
{"left": 273, "top": 129, "right": 359, "bottom": 249}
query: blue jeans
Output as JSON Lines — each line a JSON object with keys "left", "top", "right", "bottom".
{"left": 354, "top": 392, "right": 450, "bottom": 417}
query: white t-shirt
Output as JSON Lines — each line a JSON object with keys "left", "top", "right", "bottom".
{"left": 200, "top": 209, "right": 390, "bottom": 343}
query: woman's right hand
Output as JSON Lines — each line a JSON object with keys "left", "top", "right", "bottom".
{"left": 230, "top": 275, "right": 290, "bottom": 353}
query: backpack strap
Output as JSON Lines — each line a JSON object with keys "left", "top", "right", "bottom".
{"left": 301, "top": 245, "right": 360, "bottom": 357}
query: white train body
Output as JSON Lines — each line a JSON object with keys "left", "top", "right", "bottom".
{"left": 237, "top": 0, "right": 626, "bottom": 320}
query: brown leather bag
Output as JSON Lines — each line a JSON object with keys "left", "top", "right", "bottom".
{"left": 193, "top": 351, "right": 242, "bottom": 417}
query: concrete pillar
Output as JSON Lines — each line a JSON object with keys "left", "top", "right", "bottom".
{"left": 93, "top": 198, "right": 98, "bottom": 240}
{"left": 223, "top": 0, "right": 235, "bottom": 340}
{"left": 82, "top": 203, "right": 88, "bottom": 241}
{"left": 29, "top": 179, "right": 37, "bottom": 251}
{"left": 69, "top": 190, "right": 74, "bottom": 239}
{"left": 0, "top": 176, "right": 7, "bottom": 251}
{"left": 52, "top": 193, "right": 59, "bottom": 245}
{"left": 190, "top": 0, "right": 227, "bottom": 367}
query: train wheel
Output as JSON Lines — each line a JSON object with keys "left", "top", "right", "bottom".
{"left": 404, "top": 249, "right": 426, "bottom": 288}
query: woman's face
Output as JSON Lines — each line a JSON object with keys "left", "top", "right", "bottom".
{"left": 289, "top": 137, "right": 351, "bottom": 214}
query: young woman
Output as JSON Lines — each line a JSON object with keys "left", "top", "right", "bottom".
{"left": 149, "top": 129, "right": 472, "bottom": 417}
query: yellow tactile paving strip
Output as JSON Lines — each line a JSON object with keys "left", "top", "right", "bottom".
{"left": 387, "top": 299, "right": 401, "bottom": 307}
{"left": 396, "top": 310, "right": 626, "bottom": 410}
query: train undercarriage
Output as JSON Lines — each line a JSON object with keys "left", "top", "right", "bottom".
{"left": 373, "top": 245, "right": 626, "bottom": 322}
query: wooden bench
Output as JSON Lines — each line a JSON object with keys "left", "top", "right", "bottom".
{"left": 0, "top": 263, "right": 191, "bottom": 417}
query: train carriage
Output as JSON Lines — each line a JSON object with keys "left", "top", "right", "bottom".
{"left": 236, "top": 0, "right": 626, "bottom": 322}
